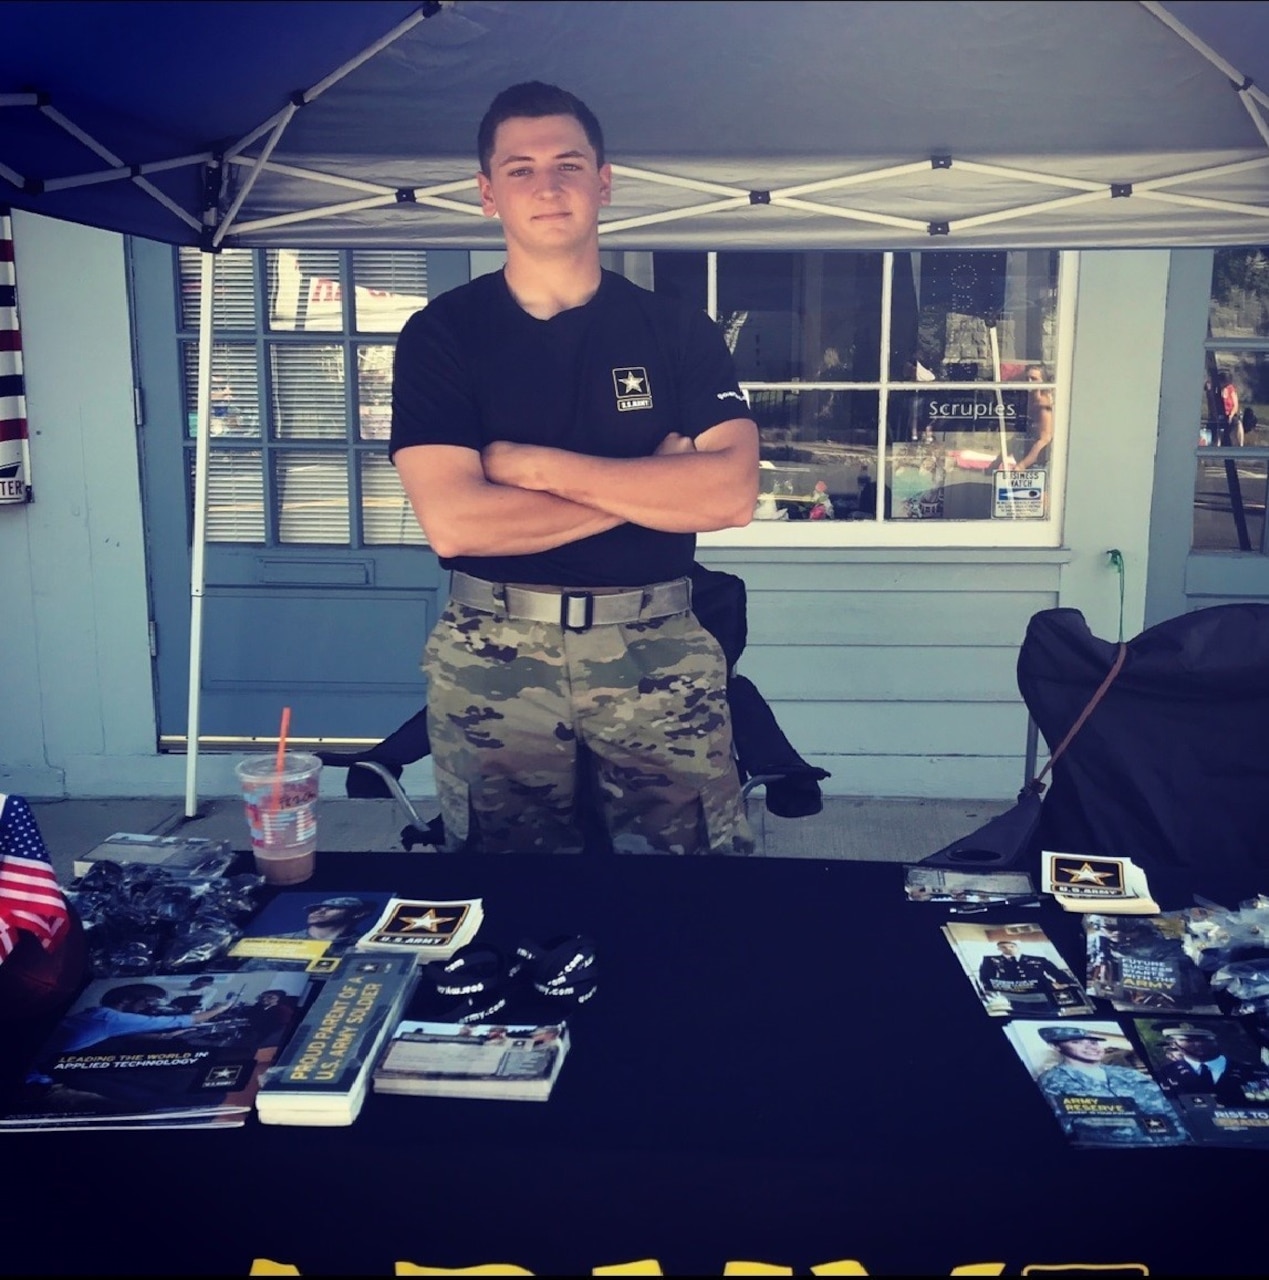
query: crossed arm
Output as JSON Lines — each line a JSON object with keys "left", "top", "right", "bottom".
{"left": 393, "top": 417, "right": 759, "bottom": 560}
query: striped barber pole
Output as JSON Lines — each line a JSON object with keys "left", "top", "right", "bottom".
{"left": 0, "top": 207, "right": 31, "bottom": 504}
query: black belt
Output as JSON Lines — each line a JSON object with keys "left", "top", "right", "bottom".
{"left": 449, "top": 571, "right": 691, "bottom": 633}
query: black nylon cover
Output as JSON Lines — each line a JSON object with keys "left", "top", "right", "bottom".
{"left": 1018, "top": 605, "right": 1269, "bottom": 877}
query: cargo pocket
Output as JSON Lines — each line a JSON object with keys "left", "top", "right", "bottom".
{"left": 698, "top": 766, "right": 755, "bottom": 856}
{"left": 431, "top": 762, "right": 471, "bottom": 852}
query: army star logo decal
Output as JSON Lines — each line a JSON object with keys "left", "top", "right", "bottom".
{"left": 1046, "top": 854, "right": 1127, "bottom": 896}
{"left": 396, "top": 907, "right": 458, "bottom": 933}
{"left": 1061, "top": 862, "right": 1116, "bottom": 885}
{"left": 613, "top": 366, "right": 653, "bottom": 412}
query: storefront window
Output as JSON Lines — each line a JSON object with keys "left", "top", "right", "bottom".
{"left": 656, "top": 249, "right": 1066, "bottom": 541}
{"left": 1193, "top": 249, "right": 1269, "bottom": 553}
{"left": 180, "top": 246, "right": 1068, "bottom": 549}
{"left": 178, "top": 246, "right": 429, "bottom": 547}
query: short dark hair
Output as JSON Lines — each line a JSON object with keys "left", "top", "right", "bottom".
{"left": 101, "top": 982, "right": 167, "bottom": 1009}
{"left": 477, "top": 81, "right": 605, "bottom": 175}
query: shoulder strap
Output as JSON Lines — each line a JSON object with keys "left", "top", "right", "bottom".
{"left": 1030, "top": 641, "right": 1129, "bottom": 793}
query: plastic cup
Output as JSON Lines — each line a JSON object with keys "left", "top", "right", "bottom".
{"left": 235, "top": 751, "right": 322, "bottom": 885}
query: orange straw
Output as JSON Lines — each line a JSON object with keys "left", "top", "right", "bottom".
{"left": 270, "top": 706, "right": 291, "bottom": 811}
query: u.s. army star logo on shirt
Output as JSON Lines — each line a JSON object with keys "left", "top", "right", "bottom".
{"left": 612, "top": 366, "right": 653, "bottom": 412}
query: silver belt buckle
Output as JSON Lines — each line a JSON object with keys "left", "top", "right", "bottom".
{"left": 560, "top": 591, "right": 594, "bottom": 632}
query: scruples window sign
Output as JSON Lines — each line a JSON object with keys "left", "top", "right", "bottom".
{"left": 248, "top": 1258, "right": 1152, "bottom": 1275}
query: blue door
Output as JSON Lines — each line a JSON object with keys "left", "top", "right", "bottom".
{"left": 129, "top": 240, "right": 468, "bottom": 748}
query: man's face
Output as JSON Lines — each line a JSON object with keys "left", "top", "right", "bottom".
{"left": 307, "top": 905, "right": 351, "bottom": 928}
{"left": 477, "top": 114, "right": 612, "bottom": 257}
{"left": 1173, "top": 1035, "right": 1219, "bottom": 1061}
{"left": 121, "top": 992, "right": 163, "bottom": 1014}
{"left": 1058, "top": 1037, "right": 1107, "bottom": 1064}
{"left": 997, "top": 942, "right": 1019, "bottom": 956}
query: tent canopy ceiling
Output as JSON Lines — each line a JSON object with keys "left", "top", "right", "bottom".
{"left": 3, "top": 0, "right": 1269, "bottom": 250}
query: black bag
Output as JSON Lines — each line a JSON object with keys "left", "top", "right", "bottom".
{"left": 920, "top": 784, "right": 1045, "bottom": 870}
{"left": 1021, "top": 604, "right": 1269, "bottom": 876}
{"left": 922, "top": 629, "right": 1127, "bottom": 872}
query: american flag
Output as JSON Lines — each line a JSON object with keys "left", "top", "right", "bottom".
{"left": 0, "top": 207, "right": 32, "bottom": 505}
{"left": 0, "top": 794, "right": 69, "bottom": 961}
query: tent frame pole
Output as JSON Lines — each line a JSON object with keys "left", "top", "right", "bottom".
{"left": 183, "top": 248, "right": 215, "bottom": 817}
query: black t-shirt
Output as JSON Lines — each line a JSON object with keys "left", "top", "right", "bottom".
{"left": 389, "top": 269, "right": 748, "bottom": 587}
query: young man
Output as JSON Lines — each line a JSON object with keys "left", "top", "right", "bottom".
{"left": 390, "top": 81, "right": 759, "bottom": 856}
{"left": 1155, "top": 1024, "right": 1269, "bottom": 1106}
{"left": 976, "top": 938, "right": 1079, "bottom": 1015}
{"left": 1035, "top": 1026, "right": 1185, "bottom": 1146}
{"left": 279, "top": 897, "right": 375, "bottom": 951}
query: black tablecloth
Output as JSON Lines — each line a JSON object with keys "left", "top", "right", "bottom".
{"left": 1, "top": 851, "right": 1263, "bottom": 1276}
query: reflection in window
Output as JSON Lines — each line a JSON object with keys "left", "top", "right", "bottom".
{"left": 270, "top": 346, "right": 346, "bottom": 440}
{"left": 182, "top": 342, "right": 260, "bottom": 440}
{"left": 179, "top": 247, "right": 255, "bottom": 331}
{"left": 1201, "top": 352, "right": 1265, "bottom": 448}
{"left": 1193, "top": 458, "right": 1267, "bottom": 552}
{"left": 178, "top": 246, "right": 429, "bottom": 550}
{"left": 267, "top": 249, "right": 344, "bottom": 332}
{"left": 718, "top": 253, "right": 883, "bottom": 382}
{"left": 1208, "top": 248, "right": 1269, "bottom": 341}
{"left": 655, "top": 249, "right": 1063, "bottom": 525}
{"left": 276, "top": 453, "right": 349, "bottom": 545}
{"left": 361, "top": 454, "right": 425, "bottom": 546}
{"left": 356, "top": 344, "right": 394, "bottom": 441}
{"left": 891, "top": 251, "right": 1056, "bottom": 383}
{"left": 351, "top": 251, "right": 428, "bottom": 333}
{"left": 749, "top": 389, "right": 879, "bottom": 521}
{"left": 197, "top": 450, "right": 265, "bottom": 544}
{"left": 1193, "top": 248, "right": 1269, "bottom": 554}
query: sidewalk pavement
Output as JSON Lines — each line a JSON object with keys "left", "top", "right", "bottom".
{"left": 28, "top": 793, "right": 1014, "bottom": 885}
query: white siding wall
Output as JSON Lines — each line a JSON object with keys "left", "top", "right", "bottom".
{"left": 1, "top": 214, "right": 165, "bottom": 795}
{"left": 0, "top": 219, "right": 1169, "bottom": 800}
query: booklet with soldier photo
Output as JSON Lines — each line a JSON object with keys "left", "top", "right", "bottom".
{"left": 1084, "top": 913, "right": 1221, "bottom": 1014}
{"left": 0, "top": 968, "right": 311, "bottom": 1131}
{"left": 228, "top": 890, "right": 395, "bottom": 973}
{"left": 1003, "top": 1019, "right": 1189, "bottom": 1148}
{"left": 942, "top": 920, "right": 1093, "bottom": 1018}
{"left": 1130, "top": 1016, "right": 1269, "bottom": 1147}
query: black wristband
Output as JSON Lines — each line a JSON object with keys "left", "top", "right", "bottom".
{"left": 517, "top": 935, "right": 599, "bottom": 1007}
{"left": 428, "top": 944, "right": 507, "bottom": 997}
{"left": 518, "top": 935, "right": 597, "bottom": 987}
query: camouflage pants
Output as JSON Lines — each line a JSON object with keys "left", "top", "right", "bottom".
{"left": 422, "top": 601, "right": 754, "bottom": 856}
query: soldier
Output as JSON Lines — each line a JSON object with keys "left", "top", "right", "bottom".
{"left": 1036, "top": 1026, "right": 1187, "bottom": 1146}
{"left": 278, "top": 897, "right": 373, "bottom": 954}
{"left": 1154, "top": 1024, "right": 1269, "bottom": 1106}
{"left": 978, "top": 938, "right": 1081, "bottom": 1014}
{"left": 390, "top": 81, "right": 759, "bottom": 855}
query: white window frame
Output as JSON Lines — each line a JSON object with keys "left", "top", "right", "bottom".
{"left": 700, "top": 250, "right": 1078, "bottom": 551}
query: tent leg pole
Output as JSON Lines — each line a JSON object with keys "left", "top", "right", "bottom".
{"left": 184, "top": 249, "right": 215, "bottom": 818}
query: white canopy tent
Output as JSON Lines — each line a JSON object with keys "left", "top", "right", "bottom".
{"left": 3, "top": 0, "right": 1267, "bottom": 810}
